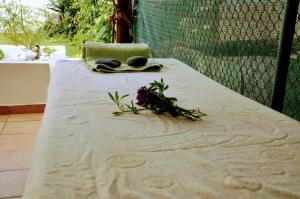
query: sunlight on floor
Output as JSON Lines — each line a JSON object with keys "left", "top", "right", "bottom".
{"left": 0, "top": 113, "right": 42, "bottom": 198}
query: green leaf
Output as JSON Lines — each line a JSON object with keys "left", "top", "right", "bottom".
{"left": 131, "top": 100, "right": 138, "bottom": 114}
{"left": 112, "top": 111, "right": 122, "bottom": 116}
{"left": 108, "top": 92, "right": 115, "bottom": 102}
{"left": 168, "top": 97, "right": 177, "bottom": 101}
{"left": 121, "top": 94, "right": 129, "bottom": 100}
{"left": 115, "top": 91, "right": 119, "bottom": 103}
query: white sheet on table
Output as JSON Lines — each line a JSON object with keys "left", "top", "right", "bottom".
{"left": 23, "top": 58, "right": 300, "bottom": 199}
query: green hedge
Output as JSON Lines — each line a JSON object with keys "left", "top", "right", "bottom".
{"left": 0, "top": 49, "right": 4, "bottom": 60}
{"left": 45, "top": 0, "right": 112, "bottom": 46}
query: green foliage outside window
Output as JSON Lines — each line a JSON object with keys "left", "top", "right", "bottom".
{"left": 43, "top": 46, "right": 57, "bottom": 56}
{"left": 0, "top": 0, "right": 48, "bottom": 55}
{"left": 0, "top": 49, "right": 4, "bottom": 60}
{"left": 45, "top": 0, "right": 112, "bottom": 46}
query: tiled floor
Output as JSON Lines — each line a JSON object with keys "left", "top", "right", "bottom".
{"left": 0, "top": 113, "right": 42, "bottom": 199}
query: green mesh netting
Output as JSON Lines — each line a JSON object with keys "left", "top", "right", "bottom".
{"left": 133, "top": 0, "right": 300, "bottom": 121}
{"left": 283, "top": 10, "right": 300, "bottom": 121}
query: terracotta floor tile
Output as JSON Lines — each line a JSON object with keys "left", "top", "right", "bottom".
{"left": 7, "top": 113, "right": 44, "bottom": 122}
{"left": 0, "top": 134, "right": 37, "bottom": 151}
{"left": 0, "top": 169, "right": 28, "bottom": 198}
{"left": 0, "top": 149, "right": 33, "bottom": 171}
{"left": 2, "top": 121, "right": 41, "bottom": 135}
{"left": 0, "top": 115, "right": 8, "bottom": 122}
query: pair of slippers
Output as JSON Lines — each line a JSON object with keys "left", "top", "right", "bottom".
{"left": 92, "top": 56, "right": 163, "bottom": 73}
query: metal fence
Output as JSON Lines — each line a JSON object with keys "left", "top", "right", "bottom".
{"left": 283, "top": 15, "right": 300, "bottom": 120}
{"left": 133, "top": 0, "right": 300, "bottom": 121}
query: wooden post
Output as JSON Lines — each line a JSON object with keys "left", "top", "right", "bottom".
{"left": 116, "top": 0, "right": 133, "bottom": 43}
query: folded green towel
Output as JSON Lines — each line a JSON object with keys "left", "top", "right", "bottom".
{"left": 82, "top": 42, "right": 151, "bottom": 63}
{"left": 82, "top": 42, "right": 163, "bottom": 73}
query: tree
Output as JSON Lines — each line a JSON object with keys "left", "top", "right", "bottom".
{"left": 0, "top": 0, "right": 48, "bottom": 59}
{"left": 44, "top": 0, "right": 112, "bottom": 44}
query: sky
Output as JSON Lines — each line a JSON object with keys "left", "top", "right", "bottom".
{"left": 20, "top": 0, "right": 49, "bottom": 8}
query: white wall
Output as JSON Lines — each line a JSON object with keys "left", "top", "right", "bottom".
{"left": 0, "top": 62, "right": 50, "bottom": 105}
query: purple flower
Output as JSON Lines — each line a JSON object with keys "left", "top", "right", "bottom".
{"left": 136, "top": 86, "right": 153, "bottom": 107}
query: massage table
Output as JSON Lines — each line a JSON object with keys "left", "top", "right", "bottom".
{"left": 23, "top": 58, "right": 300, "bottom": 199}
